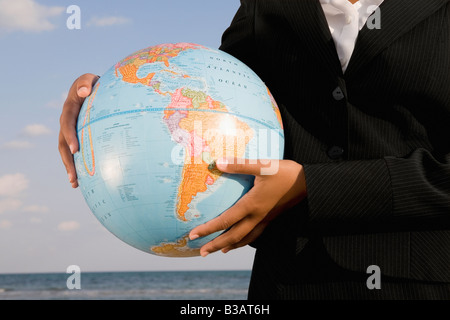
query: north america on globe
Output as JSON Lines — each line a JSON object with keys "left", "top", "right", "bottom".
{"left": 74, "top": 43, "right": 284, "bottom": 257}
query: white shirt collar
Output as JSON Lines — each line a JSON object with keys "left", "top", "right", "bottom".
{"left": 319, "top": 0, "right": 384, "bottom": 72}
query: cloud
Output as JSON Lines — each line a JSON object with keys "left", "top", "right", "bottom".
{"left": 0, "top": 173, "right": 28, "bottom": 214}
{"left": 0, "top": 220, "right": 12, "bottom": 229}
{"left": 0, "top": 198, "right": 22, "bottom": 214}
{"left": 87, "top": 16, "right": 131, "bottom": 27}
{"left": 23, "top": 124, "right": 52, "bottom": 136}
{"left": 2, "top": 140, "right": 33, "bottom": 149}
{"left": 2, "top": 124, "right": 52, "bottom": 149}
{"left": 0, "top": 0, "right": 65, "bottom": 33}
{"left": 22, "top": 204, "right": 49, "bottom": 213}
{"left": 57, "top": 220, "right": 80, "bottom": 231}
{"left": 0, "top": 173, "right": 29, "bottom": 198}
{"left": 0, "top": 174, "right": 50, "bottom": 216}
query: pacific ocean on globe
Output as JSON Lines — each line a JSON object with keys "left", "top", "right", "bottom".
{"left": 74, "top": 43, "right": 284, "bottom": 257}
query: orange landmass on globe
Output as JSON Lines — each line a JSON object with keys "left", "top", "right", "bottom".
{"left": 150, "top": 235, "right": 200, "bottom": 257}
{"left": 117, "top": 63, "right": 156, "bottom": 86}
{"left": 115, "top": 43, "right": 205, "bottom": 79}
{"left": 176, "top": 163, "right": 222, "bottom": 221}
{"left": 168, "top": 88, "right": 253, "bottom": 221}
{"left": 267, "top": 87, "right": 284, "bottom": 130}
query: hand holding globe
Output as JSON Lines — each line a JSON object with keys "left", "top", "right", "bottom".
{"left": 59, "top": 73, "right": 100, "bottom": 189}
{"left": 190, "top": 157, "right": 306, "bottom": 257}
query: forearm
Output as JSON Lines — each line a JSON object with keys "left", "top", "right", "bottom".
{"left": 303, "top": 148, "right": 450, "bottom": 233}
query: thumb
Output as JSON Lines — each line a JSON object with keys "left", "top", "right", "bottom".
{"left": 215, "top": 157, "right": 279, "bottom": 176}
{"left": 76, "top": 73, "right": 99, "bottom": 98}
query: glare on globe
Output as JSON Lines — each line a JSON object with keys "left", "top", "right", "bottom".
{"left": 74, "top": 43, "right": 284, "bottom": 257}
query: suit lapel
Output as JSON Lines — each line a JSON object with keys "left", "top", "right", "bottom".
{"left": 281, "top": 0, "right": 343, "bottom": 78}
{"left": 281, "top": 0, "right": 448, "bottom": 79}
{"left": 345, "top": 0, "right": 449, "bottom": 77}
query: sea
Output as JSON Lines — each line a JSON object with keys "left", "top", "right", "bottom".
{"left": 0, "top": 270, "right": 251, "bottom": 300}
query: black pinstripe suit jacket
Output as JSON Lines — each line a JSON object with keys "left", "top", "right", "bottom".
{"left": 220, "top": 0, "right": 450, "bottom": 299}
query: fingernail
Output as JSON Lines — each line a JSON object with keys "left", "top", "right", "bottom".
{"left": 201, "top": 251, "right": 209, "bottom": 257}
{"left": 69, "top": 144, "right": 76, "bottom": 154}
{"left": 189, "top": 234, "right": 199, "bottom": 241}
{"left": 215, "top": 158, "right": 229, "bottom": 171}
{"left": 77, "top": 87, "right": 89, "bottom": 96}
{"left": 68, "top": 173, "right": 73, "bottom": 182}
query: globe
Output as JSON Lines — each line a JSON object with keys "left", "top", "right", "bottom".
{"left": 74, "top": 43, "right": 284, "bottom": 257}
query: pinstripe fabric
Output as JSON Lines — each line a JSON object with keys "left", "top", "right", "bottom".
{"left": 220, "top": 0, "right": 450, "bottom": 299}
{"left": 304, "top": 159, "right": 392, "bottom": 224}
{"left": 278, "top": 281, "right": 450, "bottom": 300}
{"left": 346, "top": 0, "right": 447, "bottom": 78}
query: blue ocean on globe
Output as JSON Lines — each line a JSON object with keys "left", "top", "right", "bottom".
{"left": 74, "top": 43, "right": 284, "bottom": 257}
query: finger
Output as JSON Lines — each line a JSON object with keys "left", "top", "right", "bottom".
{"left": 76, "top": 73, "right": 99, "bottom": 98}
{"left": 221, "top": 206, "right": 282, "bottom": 253}
{"left": 215, "top": 195, "right": 288, "bottom": 254}
{"left": 221, "top": 223, "right": 266, "bottom": 253}
{"left": 58, "top": 131, "right": 79, "bottom": 188}
{"left": 215, "top": 157, "right": 279, "bottom": 176}
{"left": 189, "top": 173, "right": 282, "bottom": 240}
{"left": 189, "top": 196, "right": 252, "bottom": 241}
{"left": 60, "top": 74, "right": 99, "bottom": 154}
{"left": 199, "top": 215, "right": 261, "bottom": 257}
{"left": 59, "top": 105, "right": 80, "bottom": 155}
{"left": 59, "top": 74, "right": 99, "bottom": 187}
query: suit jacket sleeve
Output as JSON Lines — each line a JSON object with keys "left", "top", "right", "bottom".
{"left": 219, "top": 0, "right": 258, "bottom": 74}
{"left": 303, "top": 149, "right": 450, "bottom": 231}
{"left": 220, "top": 0, "right": 450, "bottom": 234}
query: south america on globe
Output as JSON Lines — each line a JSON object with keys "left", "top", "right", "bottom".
{"left": 74, "top": 43, "right": 284, "bottom": 257}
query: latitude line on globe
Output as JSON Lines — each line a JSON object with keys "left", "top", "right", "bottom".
{"left": 76, "top": 107, "right": 284, "bottom": 138}
{"left": 80, "top": 83, "right": 99, "bottom": 176}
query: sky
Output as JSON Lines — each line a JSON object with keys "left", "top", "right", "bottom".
{"left": 0, "top": 0, "right": 258, "bottom": 274}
